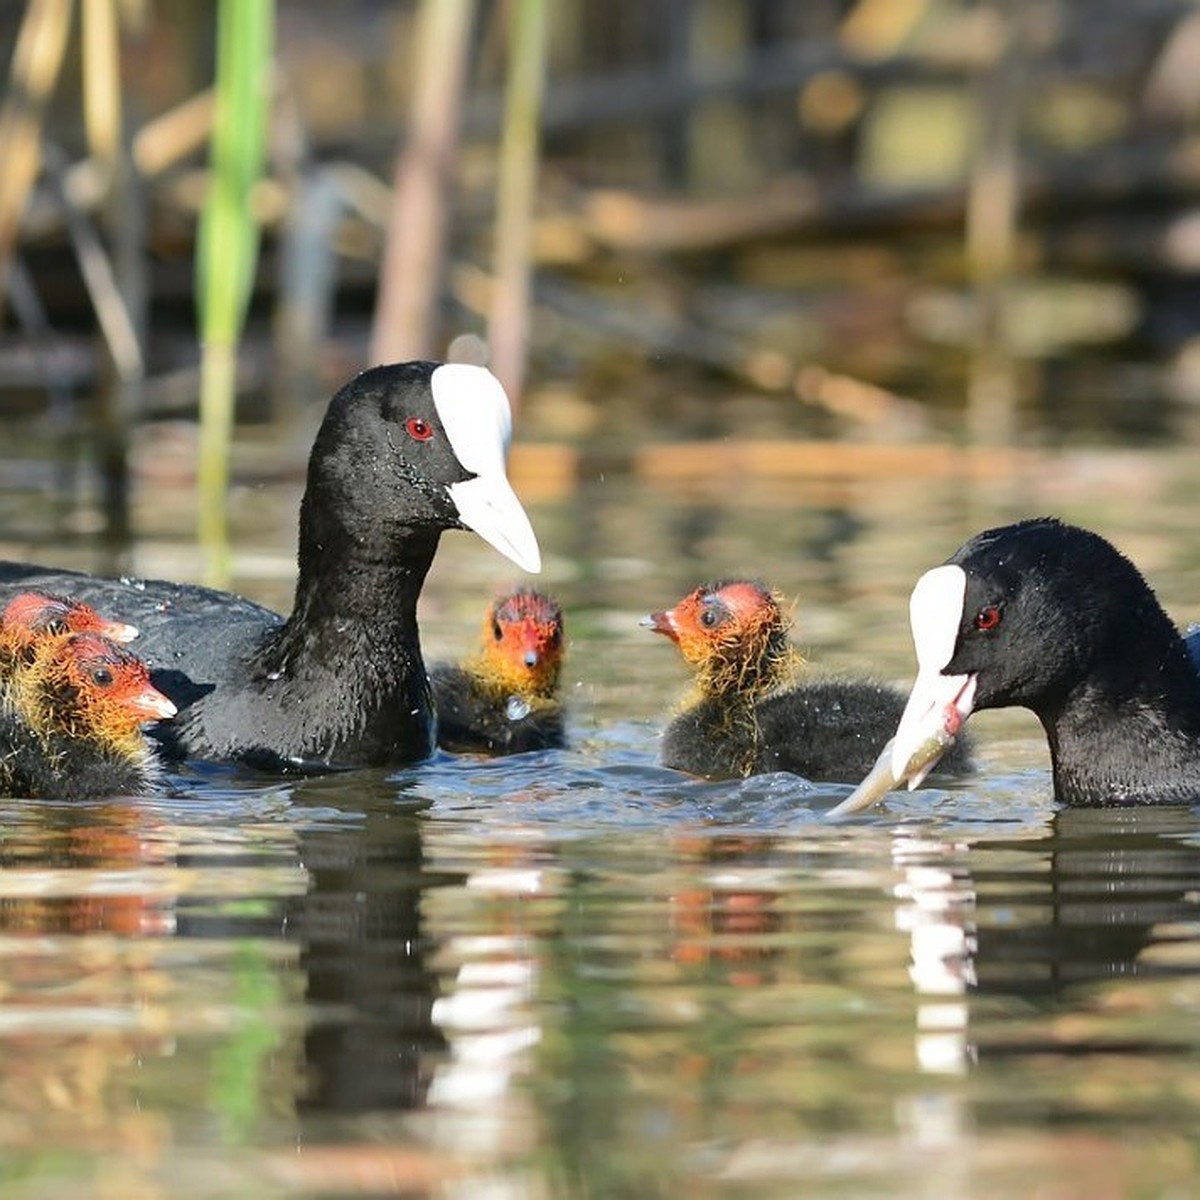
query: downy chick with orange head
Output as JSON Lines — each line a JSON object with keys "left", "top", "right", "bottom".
{"left": 644, "top": 579, "right": 972, "bottom": 782}
{"left": 430, "top": 588, "right": 566, "bottom": 755}
{"left": 0, "top": 591, "right": 138, "bottom": 665}
{"left": 0, "top": 594, "right": 173, "bottom": 798}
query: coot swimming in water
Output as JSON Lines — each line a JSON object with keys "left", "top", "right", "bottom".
{"left": 0, "top": 361, "right": 540, "bottom": 771}
{"left": 0, "top": 626, "right": 175, "bottom": 799}
{"left": 849, "top": 517, "right": 1200, "bottom": 809}
{"left": 431, "top": 587, "right": 566, "bottom": 754}
{"left": 644, "top": 579, "right": 972, "bottom": 782}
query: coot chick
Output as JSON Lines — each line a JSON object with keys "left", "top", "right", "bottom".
{"left": 430, "top": 587, "right": 566, "bottom": 754}
{"left": 645, "top": 579, "right": 973, "bottom": 782}
{"left": 865, "top": 517, "right": 1200, "bottom": 808}
{"left": 0, "top": 630, "right": 176, "bottom": 799}
{"left": 0, "top": 362, "right": 541, "bottom": 771}
{"left": 1, "top": 591, "right": 138, "bottom": 657}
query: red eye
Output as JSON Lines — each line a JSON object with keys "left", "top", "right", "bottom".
{"left": 405, "top": 417, "right": 433, "bottom": 441}
{"left": 973, "top": 605, "right": 1002, "bottom": 632}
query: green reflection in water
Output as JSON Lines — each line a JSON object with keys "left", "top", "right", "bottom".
{"left": 210, "top": 942, "right": 285, "bottom": 1145}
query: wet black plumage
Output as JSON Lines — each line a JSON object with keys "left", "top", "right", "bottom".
{"left": 925, "top": 518, "right": 1200, "bottom": 805}
{"left": 0, "top": 362, "right": 539, "bottom": 771}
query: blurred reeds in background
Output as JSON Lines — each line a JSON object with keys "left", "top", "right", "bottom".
{"left": 196, "top": 0, "right": 273, "bottom": 582}
{"left": 1, "top": 0, "right": 1200, "bottom": 567}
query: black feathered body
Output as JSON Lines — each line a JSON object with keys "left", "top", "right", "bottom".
{"left": 0, "top": 362, "right": 525, "bottom": 771}
{"left": 662, "top": 676, "right": 972, "bottom": 783}
{"left": 0, "top": 546, "right": 438, "bottom": 770}
{"left": 943, "top": 518, "right": 1200, "bottom": 806}
{"left": 430, "top": 664, "right": 565, "bottom": 755}
{"left": 0, "top": 711, "right": 162, "bottom": 799}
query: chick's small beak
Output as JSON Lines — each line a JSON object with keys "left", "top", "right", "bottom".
{"left": 130, "top": 683, "right": 178, "bottom": 722}
{"left": 640, "top": 609, "right": 679, "bottom": 642}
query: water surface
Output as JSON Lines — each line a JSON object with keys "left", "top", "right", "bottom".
{"left": 1, "top": 445, "right": 1199, "bottom": 1197}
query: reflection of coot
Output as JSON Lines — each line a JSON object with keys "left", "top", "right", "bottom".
{"left": 973, "top": 807, "right": 1200, "bottom": 1001}
{"left": 169, "top": 774, "right": 445, "bottom": 1116}
{"left": 288, "top": 785, "right": 447, "bottom": 1115}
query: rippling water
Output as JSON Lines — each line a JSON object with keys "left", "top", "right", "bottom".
{"left": 1, "top": 447, "right": 1200, "bottom": 1197}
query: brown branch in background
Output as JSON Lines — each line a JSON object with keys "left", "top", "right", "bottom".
{"left": 487, "top": 0, "right": 549, "bottom": 406}
{"left": 132, "top": 89, "right": 215, "bottom": 177}
{"left": 42, "top": 145, "right": 143, "bottom": 382}
{"left": 0, "top": 0, "right": 73, "bottom": 316}
{"left": 97, "top": 1, "right": 152, "bottom": 564}
{"left": 81, "top": 0, "right": 121, "bottom": 177}
{"left": 369, "top": 0, "right": 475, "bottom": 365}
{"left": 965, "top": 0, "right": 1025, "bottom": 447}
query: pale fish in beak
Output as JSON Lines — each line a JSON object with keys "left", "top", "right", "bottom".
{"left": 828, "top": 565, "right": 976, "bottom": 818}
{"left": 826, "top": 682, "right": 975, "bottom": 818}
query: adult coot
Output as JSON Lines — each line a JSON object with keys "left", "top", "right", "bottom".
{"left": 0, "top": 628, "right": 175, "bottom": 799}
{"left": 855, "top": 517, "right": 1200, "bottom": 808}
{"left": 430, "top": 587, "right": 566, "bottom": 755}
{"left": 0, "top": 361, "right": 541, "bottom": 771}
{"left": 644, "top": 578, "right": 973, "bottom": 782}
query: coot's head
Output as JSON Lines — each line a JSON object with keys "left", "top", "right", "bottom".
{"left": 887, "top": 517, "right": 1191, "bottom": 787}
{"left": 475, "top": 588, "right": 565, "bottom": 698}
{"left": 643, "top": 579, "right": 796, "bottom": 699}
{"left": 2, "top": 591, "right": 138, "bottom": 645}
{"left": 23, "top": 631, "right": 177, "bottom": 739}
{"left": 304, "top": 361, "right": 540, "bottom": 572}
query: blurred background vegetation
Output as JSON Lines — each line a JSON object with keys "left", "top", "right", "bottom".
{"left": 2, "top": 0, "right": 1200, "bottom": 577}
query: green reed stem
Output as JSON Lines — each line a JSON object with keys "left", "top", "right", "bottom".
{"left": 197, "top": 0, "right": 273, "bottom": 586}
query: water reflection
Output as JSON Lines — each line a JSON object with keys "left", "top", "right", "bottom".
{"left": 0, "top": 453, "right": 1199, "bottom": 1194}
{"left": 0, "top": 795, "right": 306, "bottom": 1190}
{"left": 971, "top": 805, "right": 1200, "bottom": 999}
{"left": 891, "top": 830, "right": 977, "bottom": 1076}
{"left": 892, "top": 801, "right": 1200, "bottom": 1121}
{"left": 1, "top": 753, "right": 1200, "bottom": 1194}
{"left": 280, "top": 776, "right": 447, "bottom": 1119}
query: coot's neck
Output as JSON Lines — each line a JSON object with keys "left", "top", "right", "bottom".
{"left": 1038, "top": 636, "right": 1200, "bottom": 806}
{"left": 275, "top": 521, "right": 439, "bottom": 671}
{"left": 696, "top": 653, "right": 783, "bottom": 705}
{"left": 256, "top": 515, "right": 443, "bottom": 765}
